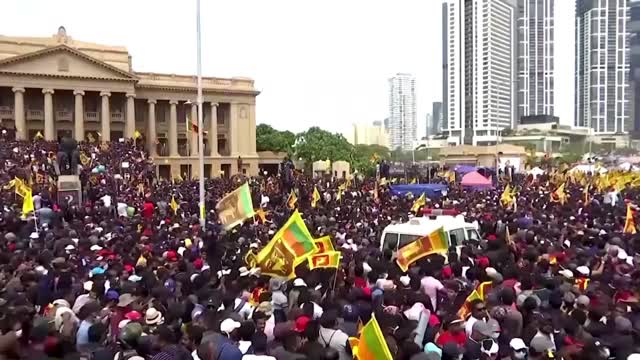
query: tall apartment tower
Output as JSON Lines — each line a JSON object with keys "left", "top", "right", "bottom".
{"left": 575, "top": 0, "right": 631, "bottom": 134}
{"left": 442, "top": 0, "right": 517, "bottom": 145}
{"left": 388, "top": 73, "right": 417, "bottom": 150}
{"left": 631, "top": 0, "right": 640, "bottom": 133}
{"left": 432, "top": 102, "right": 443, "bottom": 134}
{"left": 517, "top": 0, "right": 556, "bottom": 121}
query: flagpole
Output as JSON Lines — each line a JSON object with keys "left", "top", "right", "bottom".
{"left": 196, "top": 0, "right": 206, "bottom": 229}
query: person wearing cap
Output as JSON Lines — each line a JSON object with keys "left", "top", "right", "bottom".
{"left": 270, "top": 278, "right": 288, "bottom": 323}
{"left": 436, "top": 318, "right": 467, "bottom": 348}
{"left": 529, "top": 315, "right": 556, "bottom": 355}
{"left": 464, "top": 320, "right": 494, "bottom": 360}
{"left": 215, "top": 318, "right": 243, "bottom": 360}
{"left": 508, "top": 338, "right": 528, "bottom": 360}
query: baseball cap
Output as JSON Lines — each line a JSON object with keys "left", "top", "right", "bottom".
{"left": 220, "top": 318, "right": 241, "bottom": 335}
{"left": 510, "top": 338, "right": 528, "bottom": 351}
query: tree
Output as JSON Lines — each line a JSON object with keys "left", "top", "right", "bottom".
{"left": 294, "top": 127, "right": 353, "bottom": 163}
{"left": 256, "top": 124, "right": 296, "bottom": 153}
{"left": 351, "top": 144, "right": 391, "bottom": 175}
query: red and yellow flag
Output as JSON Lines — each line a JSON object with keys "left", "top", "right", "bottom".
{"left": 287, "top": 190, "right": 298, "bottom": 209}
{"left": 350, "top": 314, "right": 393, "bottom": 360}
{"left": 313, "top": 236, "right": 335, "bottom": 253}
{"left": 624, "top": 203, "right": 637, "bottom": 234}
{"left": 396, "top": 227, "right": 448, "bottom": 272}
{"left": 457, "top": 289, "right": 482, "bottom": 320}
{"left": 308, "top": 251, "right": 341, "bottom": 269}
{"left": 311, "top": 186, "right": 321, "bottom": 208}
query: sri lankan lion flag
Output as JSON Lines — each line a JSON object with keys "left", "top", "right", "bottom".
{"left": 216, "top": 182, "right": 255, "bottom": 230}
{"left": 348, "top": 314, "right": 393, "bottom": 360}
{"left": 313, "top": 236, "right": 335, "bottom": 253}
{"left": 256, "top": 210, "right": 317, "bottom": 278}
{"left": 287, "top": 190, "right": 298, "bottom": 209}
{"left": 410, "top": 193, "right": 426, "bottom": 213}
{"left": 311, "top": 186, "right": 321, "bottom": 208}
{"left": 457, "top": 289, "right": 482, "bottom": 320}
{"left": 550, "top": 183, "right": 567, "bottom": 205}
{"left": 624, "top": 203, "right": 637, "bottom": 234}
{"left": 500, "top": 184, "right": 514, "bottom": 208}
{"left": 396, "top": 227, "right": 448, "bottom": 272}
{"left": 308, "top": 251, "right": 341, "bottom": 270}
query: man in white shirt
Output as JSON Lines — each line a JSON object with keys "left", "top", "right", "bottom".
{"left": 420, "top": 272, "right": 444, "bottom": 312}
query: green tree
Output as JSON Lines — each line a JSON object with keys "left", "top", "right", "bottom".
{"left": 351, "top": 144, "right": 391, "bottom": 175}
{"left": 294, "top": 127, "right": 353, "bottom": 163}
{"left": 256, "top": 124, "right": 296, "bottom": 153}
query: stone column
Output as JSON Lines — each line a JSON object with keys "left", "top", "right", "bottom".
{"left": 100, "top": 91, "right": 111, "bottom": 142}
{"left": 169, "top": 100, "right": 178, "bottom": 156}
{"left": 73, "top": 90, "right": 85, "bottom": 142}
{"left": 190, "top": 103, "right": 198, "bottom": 156}
{"left": 12, "top": 87, "right": 25, "bottom": 140}
{"left": 147, "top": 100, "right": 157, "bottom": 156}
{"left": 229, "top": 103, "right": 239, "bottom": 156}
{"left": 209, "top": 103, "right": 219, "bottom": 156}
{"left": 125, "top": 93, "right": 136, "bottom": 139}
{"left": 42, "top": 88, "right": 55, "bottom": 141}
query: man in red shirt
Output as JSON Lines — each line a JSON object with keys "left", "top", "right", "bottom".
{"left": 436, "top": 319, "right": 467, "bottom": 347}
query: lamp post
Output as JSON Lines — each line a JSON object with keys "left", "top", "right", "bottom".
{"left": 195, "top": 0, "right": 205, "bottom": 229}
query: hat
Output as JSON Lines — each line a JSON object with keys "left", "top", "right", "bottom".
{"left": 145, "top": 308, "right": 164, "bottom": 325}
{"left": 294, "top": 316, "right": 311, "bottom": 332}
{"left": 128, "top": 275, "right": 143, "bottom": 282}
{"left": 125, "top": 311, "right": 142, "bottom": 321}
{"left": 64, "top": 244, "right": 75, "bottom": 250}
{"left": 90, "top": 244, "right": 103, "bottom": 251}
{"left": 239, "top": 267, "right": 250, "bottom": 277}
{"left": 576, "top": 295, "right": 590, "bottom": 307}
{"left": 117, "top": 294, "right": 136, "bottom": 307}
{"left": 119, "top": 322, "right": 143, "bottom": 343}
{"left": 83, "top": 281, "right": 94, "bottom": 292}
{"left": 220, "top": 318, "right": 241, "bottom": 335}
{"left": 105, "top": 289, "right": 119, "bottom": 302}
{"left": 559, "top": 269, "right": 574, "bottom": 279}
{"left": 576, "top": 266, "right": 590, "bottom": 277}
{"left": 293, "top": 278, "right": 307, "bottom": 287}
{"left": 90, "top": 267, "right": 105, "bottom": 277}
{"left": 472, "top": 320, "right": 493, "bottom": 338}
{"left": 257, "top": 302, "right": 273, "bottom": 316}
{"left": 270, "top": 278, "right": 283, "bottom": 291}
{"left": 193, "top": 258, "right": 204, "bottom": 270}
{"left": 399, "top": 275, "right": 411, "bottom": 287}
{"left": 510, "top": 338, "right": 527, "bottom": 351}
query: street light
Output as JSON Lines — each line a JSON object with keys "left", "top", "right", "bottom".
{"left": 195, "top": 0, "right": 205, "bottom": 229}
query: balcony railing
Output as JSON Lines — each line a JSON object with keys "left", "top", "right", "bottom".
{"left": 0, "top": 106, "right": 13, "bottom": 119}
{"left": 56, "top": 111, "right": 72, "bottom": 122}
{"left": 26, "top": 109, "right": 43, "bottom": 121}
{"left": 111, "top": 112, "right": 124, "bottom": 122}
{"left": 85, "top": 112, "right": 99, "bottom": 122}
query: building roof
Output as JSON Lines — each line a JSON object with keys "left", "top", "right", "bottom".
{"left": 439, "top": 144, "right": 527, "bottom": 156}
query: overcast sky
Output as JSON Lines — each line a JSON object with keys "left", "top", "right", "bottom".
{"left": 2, "top": 0, "right": 575, "bottom": 137}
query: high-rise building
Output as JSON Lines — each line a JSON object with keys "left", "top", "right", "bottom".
{"left": 631, "top": 0, "right": 640, "bottom": 133}
{"left": 517, "top": 0, "right": 556, "bottom": 121}
{"left": 349, "top": 122, "right": 389, "bottom": 147}
{"left": 442, "top": 0, "right": 517, "bottom": 145}
{"left": 388, "top": 73, "right": 417, "bottom": 150}
{"left": 575, "top": 0, "right": 631, "bottom": 134}
{"left": 432, "top": 102, "right": 443, "bottom": 134}
{"left": 425, "top": 114, "right": 433, "bottom": 137}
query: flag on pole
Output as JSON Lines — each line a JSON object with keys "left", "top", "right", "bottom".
{"left": 624, "top": 203, "right": 637, "bottom": 234}
{"left": 396, "top": 227, "right": 448, "bottom": 272}
{"left": 255, "top": 210, "right": 317, "bottom": 278}
{"left": 170, "top": 195, "right": 179, "bottom": 215}
{"left": 22, "top": 188, "right": 34, "bottom": 217}
{"left": 2, "top": 178, "right": 17, "bottom": 190}
{"left": 287, "top": 190, "right": 298, "bottom": 209}
{"left": 500, "top": 184, "right": 514, "bottom": 208}
{"left": 255, "top": 208, "right": 269, "bottom": 224}
{"left": 313, "top": 236, "right": 335, "bottom": 253}
{"left": 410, "top": 193, "right": 426, "bottom": 213}
{"left": 551, "top": 183, "right": 567, "bottom": 205}
{"left": 410, "top": 178, "right": 417, "bottom": 184}
{"left": 311, "top": 186, "right": 321, "bottom": 208}
{"left": 583, "top": 184, "right": 591, "bottom": 205}
{"left": 14, "top": 179, "right": 30, "bottom": 199}
{"left": 34, "top": 131, "right": 44, "bottom": 140}
{"left": 350, "top": 314, "right": 393, "bottom": 360}
{"left": 308, "top": 251, "right": 341, "bottom": 269}
{"left": 457, "top": 290, "right": 482, "bottom": 320}
{"left": 133, "top": 130, "right": 142, "bottom": 140}
{"left": 79, "top": 152, "right": 91, "bottom": 166}
{"left": 216, "top": 182, "right": 255, "bottom": 230}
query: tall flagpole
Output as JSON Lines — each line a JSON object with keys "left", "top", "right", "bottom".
{"left": 197, "top": 0, "right": 206, "bottom": 229}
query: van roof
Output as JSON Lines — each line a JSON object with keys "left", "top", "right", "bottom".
{"left": 383, "top": 215, "right": 473, "bottom": 236}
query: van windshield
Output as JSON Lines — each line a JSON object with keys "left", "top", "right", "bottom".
{"left": 399, "top": 234, "right": 421, "bottom": 248}
{"left": 383, "top": 233, "right": 399, "bottom": 251}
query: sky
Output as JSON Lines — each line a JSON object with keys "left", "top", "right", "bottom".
{"left": 1, "top": 0, "right": 575, "bottom": 137}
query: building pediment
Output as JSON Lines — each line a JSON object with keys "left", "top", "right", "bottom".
{"left": 0, "top": 44, "right": 137, "bottom": 81}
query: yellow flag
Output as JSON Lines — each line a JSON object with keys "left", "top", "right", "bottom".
{"left": 311, "top": 187, "right": 321, "bottom": 208}
{"left": 411, "top": 193, "right": 426, "bottom": 213}
{"left": 133, "top": 130, "right": 142, "bottom": 140}
{"left": 501, "top": 184, "right": 514, "bottom": 208}
{"left": 287, "top": 190, "right": 298, "bottom": 209}
{"left": 255, "top": 208, "right": 269, "bottom": 224}
{"left": 624, "top": 204, "right": 637, "bottom": 234}
{"left": 79, "top": 152, "right": 91, "bottom": 166}
{"left": 34, "top": 131, "right": 44, "bottom": 140}
{"left": 410, "top": 178, "right": 417, "bottom": 184}
{"left": 2, "top": 178, "right": 16, "bottom": 190}
{"left": 22, "top": 189, "right": 34, "bottom": 217}
{"left": 170, "top": 195, "right": 179, "bottom": 215}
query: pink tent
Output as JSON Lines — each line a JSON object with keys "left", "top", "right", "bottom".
{"left": 460, "top": 171, "right": 493, "bottom": 189}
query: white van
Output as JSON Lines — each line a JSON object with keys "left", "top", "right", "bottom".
{"left": 380, "top": 214, "right": 481, "bottom": 252}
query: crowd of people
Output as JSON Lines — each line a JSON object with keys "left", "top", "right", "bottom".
{"left": 0, "top": 134, "right": 638, "bottom": 360}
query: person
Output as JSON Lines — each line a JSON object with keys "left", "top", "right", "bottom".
{"left": 464, "top": 320, "right": 494, "bottom": 360}
{"left": 216, "top": 318, "right": 243, "bottom": 360}
{"left": 508, "top": 338, "right": 529, "bottom": 360}
{"left": 242, "top": 335, "right": 275, "bottom": 360}
{"left": 318, "top": 310, "right": 349, "bottom": 360}
{"left": 151, "top": 325, "right": 193, "bottom": 360}
{"left": 465, "top": 299, "right": 489, "bottom": 337}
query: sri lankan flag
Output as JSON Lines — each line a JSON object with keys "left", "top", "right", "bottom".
{"left": 14, "top": 179, "right": 31, "bottom": 199}
{"left": 287, "top": 190, "right": 298, "bottom": 209}
{"left": 308, "top": 251, "right": 341, "bottom": 269}
{"left": 410, "top": 193, "right": 426, "bottom": 213}
{"left": 350, "top": 314, "right": 393, "bottom": 360}
{"left": 216, "top": 182, "right": 255, "bottom": 230}
{"left": 624, "top": 203, "right": 637, "bottom": 234}
{"left": 396, "top": 227, "right": 448, "bottom": 272}
{"left": 313, "top": 236, "right": 335, "bottom": 253}
{"left": 457, "top": 290, "right": 482, "bottom": 319}
{"left": 256, "top": 210, "right": 317, "bottom": 278}
{"left": 311, "top": 186, "right": 321, "bottom": 208}
{"left": 550, "top": 183, "right": 567, "bottom": 205}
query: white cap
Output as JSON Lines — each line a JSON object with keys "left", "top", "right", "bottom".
{"left": 293, "top": 278, "right": 307, "bottom": 287}
{"left": 559, "top": 269, "right": 574, "bottom": 279}
{"left": 220, "top": 318, "right": 241, "bottom": 335}
{"left": 90, "top": 245, "right": 103, "bottom": 251}
{"left": 400, "top": 275, "right": 411, "bottom": 287}
{"left": 177, "top": 247, "right": 186, "bottom": 256}
{"left": 64, "top": 244, "right": 75, "bottom": 250}
{"left": 576, "top": 266, "right": 590, "bottom": 276}
{"left": 83, "top": 281, "right": 93, "bottom": 292}
{"left": 509, "top": 338, "right": 527, "bottom": 351}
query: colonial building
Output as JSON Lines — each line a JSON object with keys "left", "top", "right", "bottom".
{"left": 0, "top": 27, "right": 268, "bottom": 178}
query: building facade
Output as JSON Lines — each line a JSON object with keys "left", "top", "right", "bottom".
{"left": 631, "top": 0, "right": 640, "bottom": 133}
{"left": 388, "top": 73, "right": 417, "bottom": 151}
{"left": 349, "top": 121, "right": 389, "bottom": 147}
{"left": 431, "top": 101, "right": 443, "bottom": 135}
{"left": 0, "top": 27, "right": 263, "bottom": 178}
{"left": 442, "top": 0, "right": 517, "bottom": 146}
{"left": 575, "top": 0, "right": 631, "bottom": 134}
{"left": 517, "top": 0, "right": 556, "bottom": 121}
